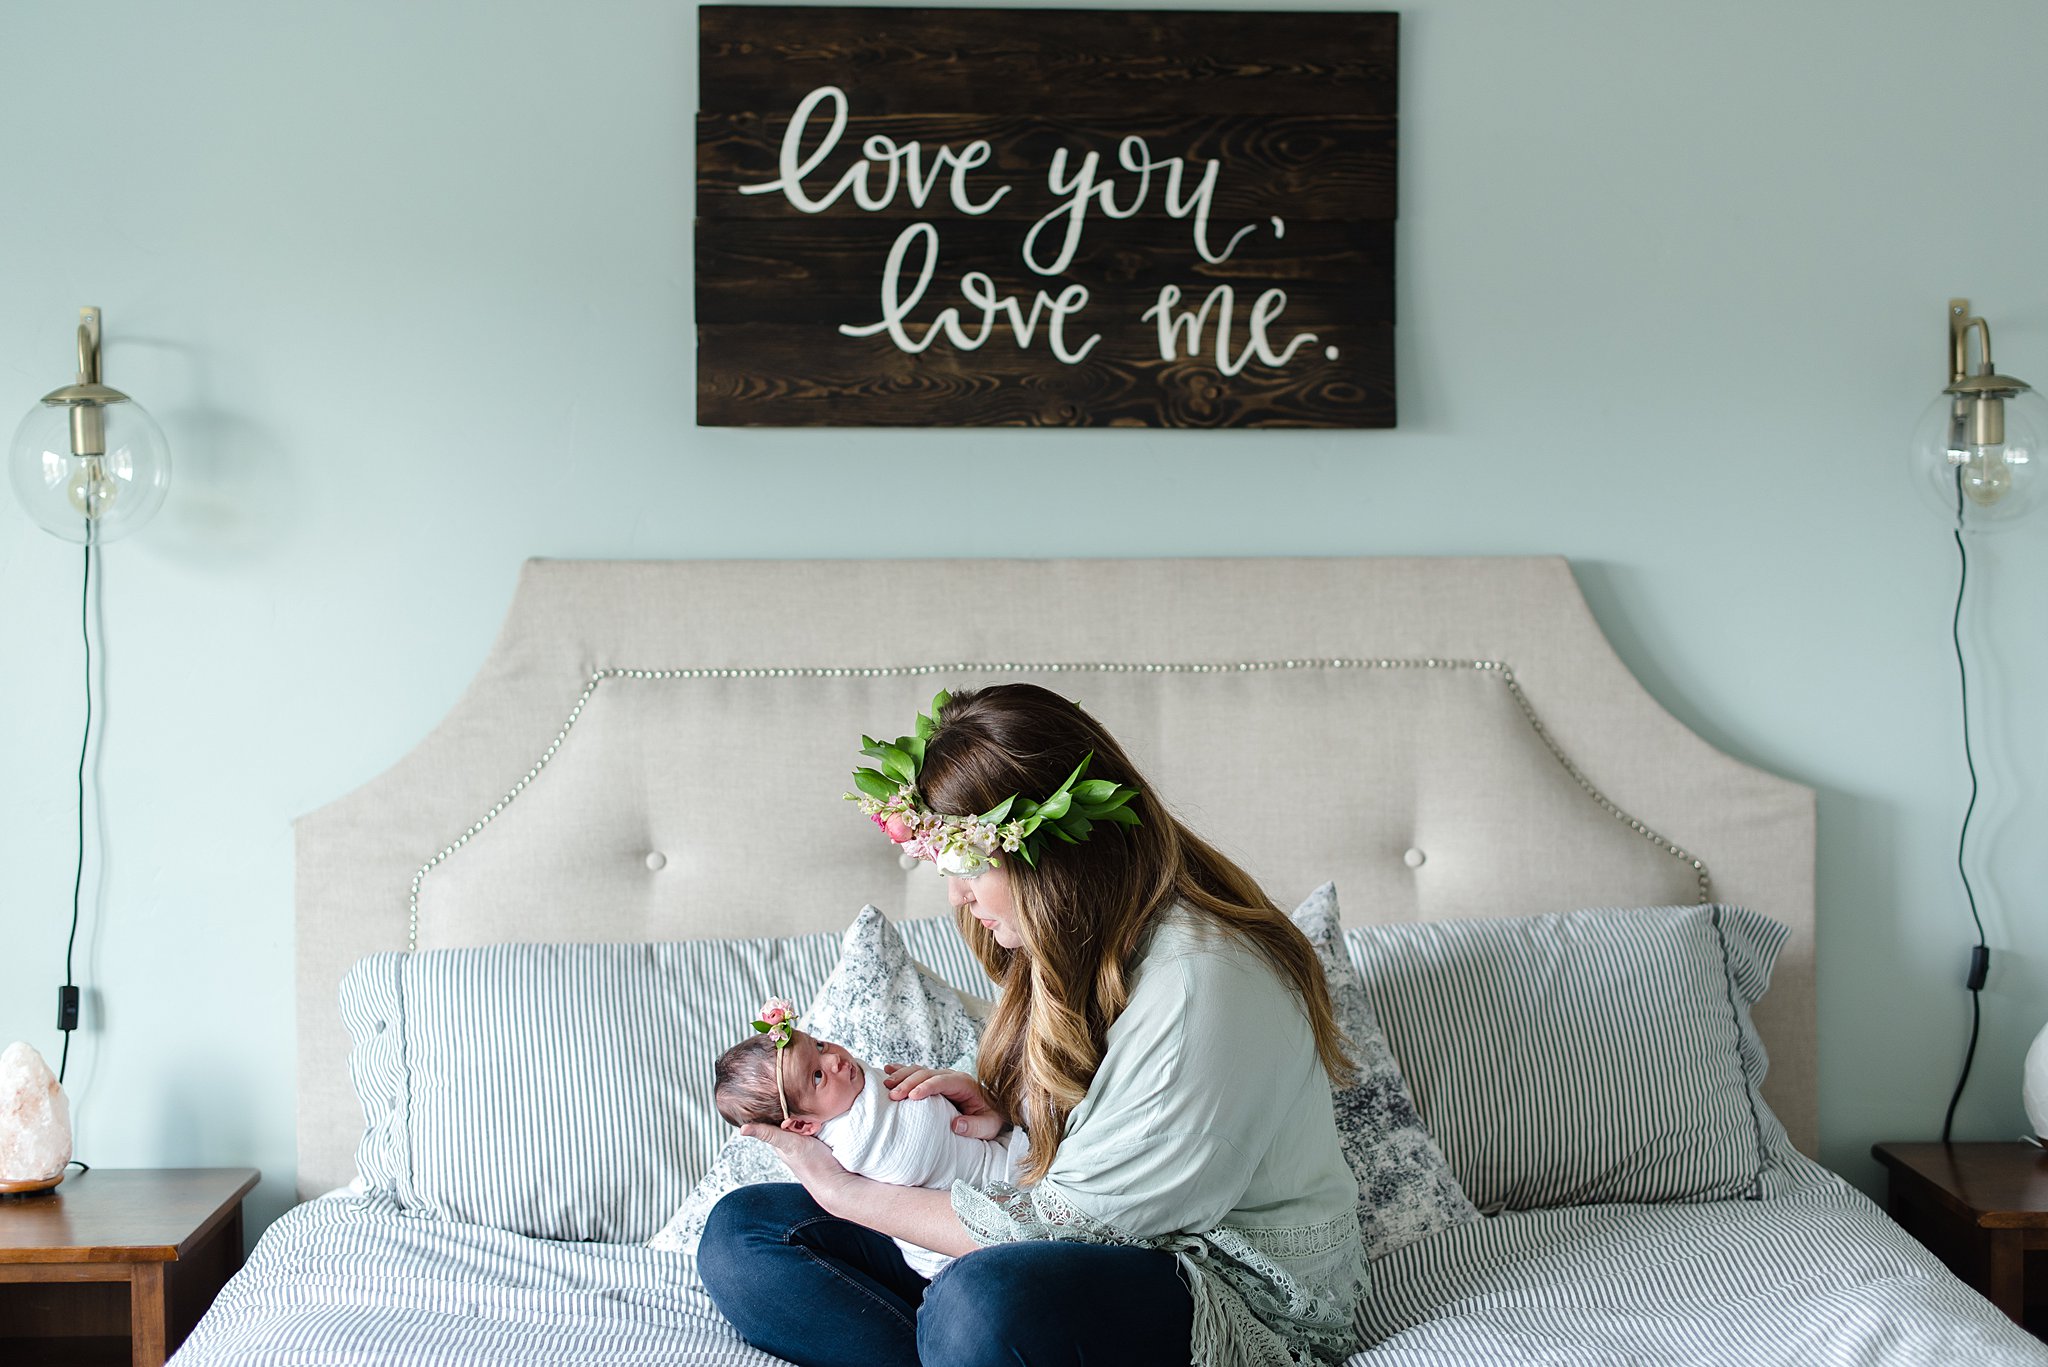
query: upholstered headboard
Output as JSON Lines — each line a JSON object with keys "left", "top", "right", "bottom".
{"left": 294, "top": 557, "right": 1816, "bottom": 1198}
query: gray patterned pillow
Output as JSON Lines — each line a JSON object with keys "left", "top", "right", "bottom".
{"left": 1292, "top": 883, "right": 1482, "bottom": 1259}
{"left": 808, "top": 906, "right": 981, "bottom": 1074}
{"left": 649, "top": 905, "right": 981, "bottom": 1254}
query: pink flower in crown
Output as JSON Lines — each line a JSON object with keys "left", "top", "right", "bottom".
{"left": 758, "top": 998, "right": 794, "bottom": 1027}
{"left": 883, "top": 814, "right": 915, "bottom": 843}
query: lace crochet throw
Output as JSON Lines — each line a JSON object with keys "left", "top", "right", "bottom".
{"left": 952, "top": 1179, "right": 1365, "bottom": 1367}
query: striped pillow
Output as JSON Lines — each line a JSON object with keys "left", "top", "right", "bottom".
{"left": 1345, "top": 904, "right": 1787, "bottom": 1212}
{"left": 341, "top": 931, "right": 845, "bottom": 1243}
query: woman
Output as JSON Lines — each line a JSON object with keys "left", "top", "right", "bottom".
{"left": 699, "top": 684, "right": 1364, "bottom": 1367}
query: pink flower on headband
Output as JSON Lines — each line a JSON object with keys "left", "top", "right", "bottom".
{"left": 883, "top": 815, "right": 914, "bottom": 843}
{"left": 752, "top": 998, "right": 797, "bottom": 1048}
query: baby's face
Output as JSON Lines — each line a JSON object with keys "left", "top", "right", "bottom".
{"left": 783, "top": 1031, "right": 863, "bottom": 1124}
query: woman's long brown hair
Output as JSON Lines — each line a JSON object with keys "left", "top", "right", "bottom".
{"left": 917, "top": 683, "right": 1351, "bottom": 1183}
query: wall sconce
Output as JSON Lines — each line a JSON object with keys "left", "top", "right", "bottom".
{"left": 1907, "top": 298, "right": 2046, "bottom": 531}
{"left": 6, "top": 307, "right": 173, "bottom": 1089}
{"left": 7, "top": 307, "right": 172, "bottom": 544}
{"left": 1909, "top": 299, "right": 2044, "bottom": 1146}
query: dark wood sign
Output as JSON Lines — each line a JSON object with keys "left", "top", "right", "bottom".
{"left": 696, "top": 7, "right": 1397, "bottom": 427}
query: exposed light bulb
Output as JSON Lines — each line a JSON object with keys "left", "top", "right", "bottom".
{"left": 66, "top": 454, "right": 120, "bottom": 519}
{"left": 1941, "top": 395, "right": 2030, "bottom": 507}
{"left": 1952, "top": 446, "right": 2015, "bottom": 507}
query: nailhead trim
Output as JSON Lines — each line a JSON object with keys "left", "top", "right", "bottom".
{"left": 408, "top": 659, "right": 1711, "bottom": 951}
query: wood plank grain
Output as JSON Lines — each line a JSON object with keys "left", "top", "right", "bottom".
{"left": 698, "top": 112, "right": 1395, "bottom": 221}
{"left": 700, "top": 7, "right": 1399, "bottom": 117}
{"left": 695, "top": 217, "right": 1392, "bottom": 326}
{"left": 0, "top": 1170, "right": 259, "bottom": 1265}
{"left": 696, "top": 6, "right": 1397, "bottom": 428}
{"left": 129, "top": 1264, "right": 165, "bottom": 1367}
{"left": 697, "top": 320, "right": 1394, "bottom": 427}
{"left": 0, "top": 1263, "right": 133, "bottom": 1282}
{"left": 1872, "top": 1143, "right": 2048, "bottom": 1228}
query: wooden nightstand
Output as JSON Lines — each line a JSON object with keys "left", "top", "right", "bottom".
{"left": 0, "top": 1167, "right": 258, "bottom": 1367}
{"left": 1873, "top": 1142, "right": 2048, "bottom": 1334}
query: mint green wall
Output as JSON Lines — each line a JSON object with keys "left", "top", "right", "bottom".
{"left": 3, "top": 1, "right": 2045, "bottom": 1240}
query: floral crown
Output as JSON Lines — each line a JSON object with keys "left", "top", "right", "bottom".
{"left": 751, "top": 998, "right": 797, "bottom": 1120}
{"left": 843, "top": 691, "right": 1143, "bottom": 878}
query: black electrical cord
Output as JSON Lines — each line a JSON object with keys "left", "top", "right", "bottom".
{"left": 58, "top": 537, "right": 91, "bottom": 1086}
{"left": 1940, "top": 475, "right": 1988, "bottom": 1145}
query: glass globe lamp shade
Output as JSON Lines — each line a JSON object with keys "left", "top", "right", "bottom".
{"left": 7, "top": 396, "right": 172, "bottom": 544}
{"left": 1907, "top": 382, "right": 2048, "bottom": 533}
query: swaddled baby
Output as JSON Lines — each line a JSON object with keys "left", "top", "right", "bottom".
{"left": 714, "top": 1001, "right": 1025, "bottom": 1276}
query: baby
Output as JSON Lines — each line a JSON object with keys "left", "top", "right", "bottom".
{"left": 714, "top": 1005, "right": 1024, "bottom": 1277}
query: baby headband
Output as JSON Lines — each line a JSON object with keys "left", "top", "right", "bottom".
{"left": 752, "top": 998, "right": 797, "bottom": 1121}
{"left": 843, "top": 690, "right": 1143, "bottom": 878}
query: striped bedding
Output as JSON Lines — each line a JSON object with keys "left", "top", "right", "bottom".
{"left": 172, "top": 1151, "right": 2047, "bottom": 1366}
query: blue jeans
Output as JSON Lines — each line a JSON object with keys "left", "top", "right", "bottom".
{"left": 698, "top": 1184, "right": 1194, "bottom": 1367}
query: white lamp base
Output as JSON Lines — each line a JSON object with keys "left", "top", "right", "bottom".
{"left": 2025, "top": 1020, "right": 2048, "bottom": 1142}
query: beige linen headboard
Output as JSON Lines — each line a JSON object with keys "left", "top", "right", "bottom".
{"left": 294, "top": 557, "right": 1816, "bottom": 1199}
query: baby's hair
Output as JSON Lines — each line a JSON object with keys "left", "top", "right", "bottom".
{"left": 714, "top": 1033, "right": 791, "bottom": 1127}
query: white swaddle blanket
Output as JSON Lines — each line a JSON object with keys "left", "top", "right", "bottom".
{"left": 819, "top": 1058, "right": 1028, "bottom": 1277}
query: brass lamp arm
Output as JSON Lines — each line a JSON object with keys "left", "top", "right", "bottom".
{"left": 1948, "top": 299, "right": 1993, "bottom": 384}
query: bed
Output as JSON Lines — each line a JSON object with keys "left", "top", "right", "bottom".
{"left": 172, "top": 556, "right": 2048, "bottom": 1365}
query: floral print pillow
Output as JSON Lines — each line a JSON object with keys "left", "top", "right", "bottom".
{"left": 806, "top": 905, "right": 982, "bottom": 1074}
{"left": 1293, "top": 882, "right": 1482, "bottom": 1259}
{"left": 648, "top": 905, "right": 981, "bottom": 1255}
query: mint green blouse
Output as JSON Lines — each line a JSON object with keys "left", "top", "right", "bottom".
{"left": 951, "top": 907, "right": 1367, "bottom": 1367}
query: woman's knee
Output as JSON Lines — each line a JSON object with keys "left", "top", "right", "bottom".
{"left": 918, "top": 1243, "right": 1191, "bottom": 1367}
{"left": 917, "top": 1245, "right": 1050, "bottom": 1367}
{"left": 697, "top": 1183, "right": 818, "bottom": 1298}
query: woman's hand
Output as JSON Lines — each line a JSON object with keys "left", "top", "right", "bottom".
{"left": 880, "top": 1065, "right": 1007, "bottom": 1140}
{"left": 739, "top": 1123, "right": 858, "bottom": 1212}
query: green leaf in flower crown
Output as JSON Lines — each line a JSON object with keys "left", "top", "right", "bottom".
{"left": 869, "top": 741, "right": 917, "bottom": 784}
{"left": 1018, "top": 840, "right": 1039, "bottom": 867}
{"left": 899, "top": 734, "right": 926, "bottom": 768}
{"left": 1046, "top": 821, "right": 1081, "bottom": 844}
{"left": 853, "top": 768, "right": 897, "bottom": 799}
{"left": 980, "top": 795, "right": 1016, "bottom": 824}
{"left": 1079, "top": 788, "right": 1137, "bottom": 815}
{"left": 1062, "top": 814, "right": 1094, "bottom": 841}
{"left": 1071, "top": 779, "right": 1119, "bottom": 804}
{"left": 1095, "top": 805, "right": 1142, "bottom": 827}
{"left": 752, "top": 1021, "right": 770, "bottom": 1033}
{"left": 921, "top": 691, "right": 950, "bottom": 736}
{"left": 1035, "top": 789, "right": 1072, "bottom": 821}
